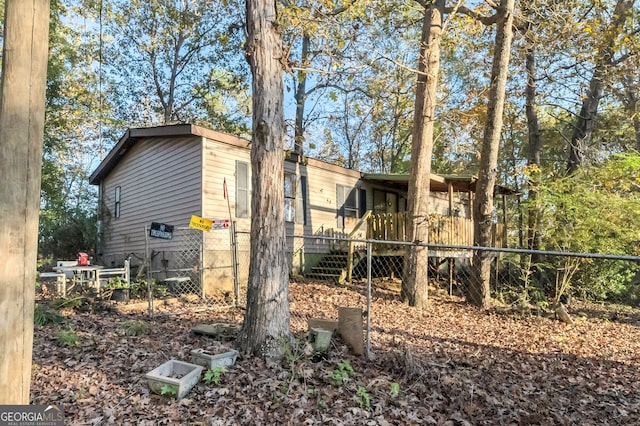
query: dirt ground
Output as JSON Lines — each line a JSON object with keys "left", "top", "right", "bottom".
{"left": 31, "top": 280, "right": 640, "bottom": 425}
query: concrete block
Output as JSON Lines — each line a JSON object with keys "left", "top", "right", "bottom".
{"left": 308, "top": 327, "right": 332, "bottom": 352}
{"left": 145, "top": 359, "right": 203, "bottom": 399}
{"left": 190, "top": 348, "right": 239, "bottom": 369}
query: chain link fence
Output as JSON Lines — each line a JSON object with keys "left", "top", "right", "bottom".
{"left": 144, "top": 224, "right": 249, "bottom": 314}
{"left": 284, "top": 235, "right": 640, "bottom": 357}
{"left": 144, "top": 226, "right": 203, "bottom": 313}
{"left": 141, "top": 227, "right": 640, "bottom": 354}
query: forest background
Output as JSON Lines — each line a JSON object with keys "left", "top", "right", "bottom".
{"left": 1, "top": 0, "right": 639, "bottom": 303}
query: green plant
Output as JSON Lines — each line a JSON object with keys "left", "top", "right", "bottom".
{"left": 106, "top": 278, "right": 128, "bottom": 289}
{"left": 128, "top": 279, "right": 147, "bottom": 299}
{"left": 119, "top": 320, "right": 150, "bottom": 336}
{"left": 390, "top": 382, "right": 400, "bottom": 397}
{"left": 151, "top": 280, "right": 168, "bottom": 298}
{"left": 356, "top": 386, "right": 371, "bottom": 410}
{"left": 50, "top": 296, "right": 83, "bottom": 311}
{"left": 317, "top": 397, "right": 327, "bottom": 412}
{"left": 203, "top": 366, "right": 226, "bottom": 385}
{"left": 160, "top": 384, "right": 177, "bottom": 396}
{"left": 328, "top": 359, "right": 353, "bottom": 386}
{"left": 34, "top": 304, "right": 63, "bottom": 326}
{"left": 279, "top": 336, "right": 307, "bottom": 381}
{"left": 56, "top": 327, "right": 79, "bottom": 346}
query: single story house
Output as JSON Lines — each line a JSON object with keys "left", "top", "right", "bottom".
{"left": 90, "top": 124, "right": 510, "bottom": 296}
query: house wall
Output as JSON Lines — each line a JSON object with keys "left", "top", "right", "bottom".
{"left": 362, "top": 183, "right": 470, "bottom": 218}
{"left": 95, "top": 125, "right": 476, "bottom": 294}
{"left": 285, "top": 158, "right": 362, "bottom": 275}
{"left": 98, "top": 135, "right": 203, "bottom": 273}
{"left": 201, "top": 134, "right": 251, "bottom": 296}
{"left": 199, "top": 147, "right": 365, "bottom": 289}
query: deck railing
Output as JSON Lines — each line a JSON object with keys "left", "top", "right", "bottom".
{"left": 366, "top": 212, "right": 505, "bottom": 247}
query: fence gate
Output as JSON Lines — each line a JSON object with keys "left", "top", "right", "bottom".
{"left": 144, "top": 225, "right": 203, "bottom": 302}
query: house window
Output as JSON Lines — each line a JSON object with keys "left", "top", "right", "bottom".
{"left": 236, "top": 161, "right": 249, "bottom": 218}
{"left": 284, "top": 173, "right": 307, "bottom": 224}
{"left": 114, "top": 186, "right": 121, "bottom": 219}
{"left": 337, "top": 184, "right": 362, "bottom": 229}
{"left": 296, "top": 176, "right": 307, "bottom": 225}
{"left": 284, "top": 173, "right": 296, "bottom": 222}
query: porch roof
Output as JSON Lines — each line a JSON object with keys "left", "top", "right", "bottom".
{"left": 361, "top": 173, "right": 516, "bottom": 195}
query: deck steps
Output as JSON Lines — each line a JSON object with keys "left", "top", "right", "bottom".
{"left": 305, "top": 251, "right": 349, "bottom": 284}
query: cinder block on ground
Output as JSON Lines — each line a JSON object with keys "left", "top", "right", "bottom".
{"left": 308, "top": 327, "right": 333, "bottom": 352}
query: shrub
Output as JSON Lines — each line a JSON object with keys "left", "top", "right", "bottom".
{"left": 34, "top": 304, "right": 63, "bottom": 327}
{"left": 56, "top": 327, "right": 79, "bottom": 346}
{"left": 119, "top": 320, "right": 150, "bottom": 336}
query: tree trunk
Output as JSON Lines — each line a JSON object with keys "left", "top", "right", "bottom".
{"left": 524, "top": 33, "right": 542, "bottom": 259}
{"left": 238, "top": 0, "right": 291, "bottom": 359}
{"left": 634, "top": 114, "right": 640, "bottom": 153}
{"left": 469, "top": 0, "right": 515, "bottom": 308}
{"left": 621, "top": 77, "right": 640, "bottom": 151}
{"left": 402, "top": 0, "right": 444, "bottom": 310}
{"left": 293, "top": 33, "right": 310, "bottom": 156}
{"left": 0, "top": 0, "right": 50, "bottom": 404}
{"left": 566, "top": 0, "right": 635, "bottom": 174}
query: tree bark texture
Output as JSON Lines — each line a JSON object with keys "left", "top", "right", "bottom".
{"left": 402, "top": 0, "right": 444, "bottom": 310}
{"left": 566, "top": 0, "right": 635, "bottom": 174}
{"left": 469, "top": 0, "right": 514, "bottom": 308}
{"left": 0, "top": 0, "right": 50, "bottom": 404}
{"left": 238, "top": 0, "right": 291, "bottom": 359}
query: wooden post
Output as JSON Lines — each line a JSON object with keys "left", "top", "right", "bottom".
{"left": 0, "top": 0, "right": 50, "bottom": 404}
{"left": 346, "top": 240, "right": 354, "bottom": 282}
{"left": 338, "top": 307, "right": 364, "bottom": 356}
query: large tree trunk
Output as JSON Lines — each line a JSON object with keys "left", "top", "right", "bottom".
{"left": 566, "top": 0, "right": 635, "bottom": 174}
{"left": 402, "top": 0, "right": 444, "bottom": 310}
{"left": 237, "top": 0, "right": 291, "bottom": 359}
{"left": 469, "top": 0, "right": 515, "bottom": 308}
{"left": 0, "top": 0, "right": 50, "bottom": 404}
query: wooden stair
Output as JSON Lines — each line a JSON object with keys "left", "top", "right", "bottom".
{"left": 305, "top": 252, "right": 349, "bottom": 284}
{"left": 305, "top": 250, "right": 370, "bottom": 284}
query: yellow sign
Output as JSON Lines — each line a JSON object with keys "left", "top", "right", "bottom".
{"left": 189, "top": 215, "right": 212, "bottom": 231}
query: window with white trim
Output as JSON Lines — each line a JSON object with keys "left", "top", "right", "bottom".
{"left": 337, "top": 184, "right": 363, "bottom": 228}
{"left": 236, "top": 161, "right": 249, "bottom": 218}
{"left": 284, "top": 172, "right": 306, "bottom": 224}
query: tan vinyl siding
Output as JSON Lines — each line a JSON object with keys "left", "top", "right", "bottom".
{"left": 284, "top": 159, "right": 361, "bottom": 257}
{"left": 100, "top": 136, "right": 202, "bottom": 264}
{"left": 201, "top": 135, "right": 251, "bottom": 295}
{"left": 202, "top": 136, "right": 251, "bottom": 240}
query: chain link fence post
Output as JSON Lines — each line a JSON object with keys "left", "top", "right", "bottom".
{"left": 365, "top": 239, "right": 372, "bottom": 360}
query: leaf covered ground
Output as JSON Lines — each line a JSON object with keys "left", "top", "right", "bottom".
{"left": 31, "top": 280, "right": 640, "bottom": 425}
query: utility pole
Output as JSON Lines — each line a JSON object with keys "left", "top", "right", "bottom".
{"left": 0, "top": 0, "right": 50, "bottom": 404}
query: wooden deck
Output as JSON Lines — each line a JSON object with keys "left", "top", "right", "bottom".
{"left": 366, "top": 212, "right": 505, "bottom": 248}
{"left": 318, "top": 211, "right": 507, "bottom": 283}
